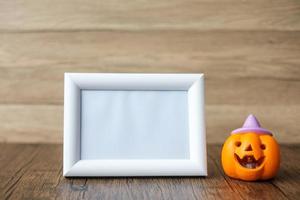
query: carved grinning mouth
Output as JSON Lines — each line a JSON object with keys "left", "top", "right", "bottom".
{"left": 234, "top": 154, "right": 265, "bottom": 169}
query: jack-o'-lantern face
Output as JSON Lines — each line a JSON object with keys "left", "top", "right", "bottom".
{"left": 221, "top": 132, "right": 280, "bottom": 181}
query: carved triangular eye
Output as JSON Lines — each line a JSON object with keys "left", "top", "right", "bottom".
{"left": 235, "top": 141, "right": 241, "bottom": 147}
{"left": 245, "top": 144, "right": 253, "bottom": 151}
{"left": 260, "top": 144, "right": 266, "bottom": 150}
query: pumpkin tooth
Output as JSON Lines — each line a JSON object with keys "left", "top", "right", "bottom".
{"left": 245, "top": 162, "right": 256, "bottom": 169}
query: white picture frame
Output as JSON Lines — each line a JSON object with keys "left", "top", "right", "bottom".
{"left": 64, "top": 73, "right": 207, "bottom": 177}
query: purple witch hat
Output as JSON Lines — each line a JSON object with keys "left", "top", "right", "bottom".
{"left": 231, "top": 114, "right": 272, "bottom": 135}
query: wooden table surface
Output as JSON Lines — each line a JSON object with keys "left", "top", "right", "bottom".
{"left": 0, "top": 143, "right": 299, "bottom": 200}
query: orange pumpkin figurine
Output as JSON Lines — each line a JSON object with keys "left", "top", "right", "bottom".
{"left": 221, "top": 114, "right": 280, "bottom": 181}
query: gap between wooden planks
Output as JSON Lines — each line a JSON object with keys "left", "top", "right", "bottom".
{"left": 0, "top": 104, "right": 299, "bottom": 144}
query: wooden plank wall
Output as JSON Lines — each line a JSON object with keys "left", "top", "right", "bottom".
{"left": 0, "top": 0, "right": 299, "bottom": 143}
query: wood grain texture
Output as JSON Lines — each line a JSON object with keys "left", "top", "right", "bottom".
{"left": 0, "top": 105, "right": 61, "bottom": 143}
{"left": 0, "top": 30, "right": 299, "bottom": 143}
{"left": 0, "top": 0, "right": 299, "bottom": 144}
{"left": 0, "top": 30, "right": 300, "bottom": 105}
{"left": 0, "top": 104, "right": 299, "bottom": 144}
{"left": 0, "top": 144, "right": 299, "bottom": 200}
{"left": 0, "top": 0, "right": 300, "bottom": 31}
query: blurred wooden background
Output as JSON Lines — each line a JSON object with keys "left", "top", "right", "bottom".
{"left": 0, "top": 0, "right": 299, "bottom": 144}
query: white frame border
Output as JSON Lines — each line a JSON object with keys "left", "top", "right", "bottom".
{"left": 64, "top": 73, "right": 206, "bottom": 177}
